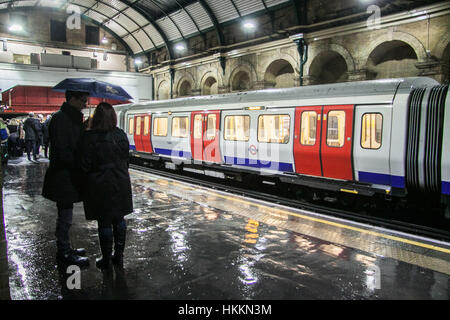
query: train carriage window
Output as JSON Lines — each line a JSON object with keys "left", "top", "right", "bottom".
{"left": 300, "top": 111, "right": 317, "bottom": 145}
{"left": 224, "top": 115, "right": 250, "bottom": 141}
{"left": 172, "top": 117, "right": 189, "bottom": 138}
{"left": 361, "top": 113, "right": 382, "bottom": 149}
{"left": 153, "top": 117, "right": 168, "bottom": 136}
{"left": 206, "top": 114, "right": 217, "bottom": 140}
{"left": 128, "top": 117, "right": 134, "bottom": 135}
{"left": 143, "top": 116, "right": 150, "bottom": 136}
{"left": 326, "top": 111, "right": 345, "bottom": 147}
{"left": 193, "top": 114, "right": 203, "bottom": 139}
{"left": 258, "top": 115, "right": 290, "bottom": 144}
{"left": 136, "top": 116, "right": 141, "bottom": 135}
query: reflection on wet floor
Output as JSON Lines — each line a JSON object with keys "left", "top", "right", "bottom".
{"left": 2, "top": 157, "right": 450, "bottom": 299}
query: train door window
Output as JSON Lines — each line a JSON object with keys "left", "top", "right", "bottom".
{"left": 143, "top": 116, "right": 150, "bottom": 135}
{"left": 326, "top": 111, "right": 345, "bottom": 147}
{"left": 361, "top": 113, "right": 382, "bottom": 149}
{"left": 153, "top": 117, "right": 168, "bottom": 136}
{"left": 258, "top": 115, "right": 290, "bottom": 143}
{"left": 128, "top": 117, "right": 134, "bottom": 135}
{"left": 136, "top": 116, "right": 141, "bottom": 135}
{"left": 172, "top": 117, "right": 189, "bottom": 138}
{"left": 224, "top": 115, "right": 250, "bottom": 141}
{"left": 300, "top": 111, "right": 317, "bottom": 145}
{"left": 193, "top": 114, "right": 203, "bottom": 139}
{"left": 206, "top": 114, "right": 216, "bottom": 140}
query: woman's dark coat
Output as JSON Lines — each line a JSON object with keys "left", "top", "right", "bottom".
{"left": 42, "top": 103, "right": 84, "bottom": 204}
{"left": 79, "top": 127, "right": 133, "bottom": 221}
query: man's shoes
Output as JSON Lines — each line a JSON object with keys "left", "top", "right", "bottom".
{"left": 57, "top": 252, "right": 90, "bottom": 268}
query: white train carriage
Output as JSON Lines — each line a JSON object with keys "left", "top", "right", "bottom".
{"left": 120, "top": 77, "right": 450, "bottom": 210}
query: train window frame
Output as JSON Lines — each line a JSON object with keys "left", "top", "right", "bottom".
{"left": 143, "top": 116, "right": 150, "bottom": 136}
{"left": 171, "top": 116, "right": 189, "bottom": 138}
{"left": 257, "top": 114, "right": 290, "bottom": 144}
{"left": 135, "top": 116, "right": 141, "bottom": 136}
{"left": 326, "top": 110, "right": 346, "bottom": 148}
{"left": 223, "top": 115, "right": 250, "bottom": 142}
{"left": 153, "top": 117, "right": 168, "bottom": 137}
{"left": 193, "top": 114, "right": 203, "bottom": 139}
{"left": 300, "top": 111, "right": 317, "bottom": 146}
{"left": 361, "top": 113, "right": 383, "bottom": 150}
{"left": 128, "top": 117, "right": 134, "bottom": 135}
{"left": 206, "top": 114, "right": 217, "bottom": 140}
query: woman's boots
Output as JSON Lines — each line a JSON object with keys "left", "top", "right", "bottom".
{"left": 96, "top": 221, "right": 126, "bottom": 270}
{"left": 112, "top": 220, "right": 127, "bottom": 267}
{"left": 96, "top": 228, "right": 113, "bottom": 270}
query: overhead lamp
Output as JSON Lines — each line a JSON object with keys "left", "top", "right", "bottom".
{"left": 8, "top": 24, "right": 23, "bottom": 32}
{"left": 135, "top": 58, "right": 143, "bottom": 65}
{"left": 175, "top": 43, "right": 186, "bottom": 52}
{"left": 102, "top": 35, "right": 108, "bottom": 44}
{"left": 243, "top": 20, "right": 256, "bottom": 30}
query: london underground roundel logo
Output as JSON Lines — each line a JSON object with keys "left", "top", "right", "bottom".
{"left": 249, "top": 144, "right": 257, "bottom": 155}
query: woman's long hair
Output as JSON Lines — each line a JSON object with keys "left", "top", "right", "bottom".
{"left": 90, "top": 102, "right": 117, "bottom": 131}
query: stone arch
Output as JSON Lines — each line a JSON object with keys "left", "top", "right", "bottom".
{"left": 362, "top": 31, "right": 427, "bottom": 65}
{"left": 177, "top": 79, "right": 193, "bottom": 97}
{"left": 306, "top": 43, "right": 355, "bottom": 74}
{"left": 156, "top": 79, "right": 170, "bottom": 100}
{"left": 263, "top": 59, "right": 296, "bottom": 88}
{"left": 308, "top": 51, "right": 349, "bottom": 84}
{"left": 366, "top": 40, "right": 419, "bottom": 79}
{"left": 229, "top": 64, "right": 257, "bottom": 92}
{"left": 433, "top": 31, "right": 450, "bottom": 60}
{"left": 199, "top": 68, "right": 223, "bottom": 95}
{"left": 175, "top": 71, "right": 196, "bottom": 97}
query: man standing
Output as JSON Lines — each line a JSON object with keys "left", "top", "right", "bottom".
{"left": 23, "top": 112, "right": 38, "bottom": 163}
{"left": 42, "top": 91, "right": 89, "bottom": 267}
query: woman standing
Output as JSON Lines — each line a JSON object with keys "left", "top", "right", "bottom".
{"left": 79, "top": 102, "right": 133, "bottom": 270}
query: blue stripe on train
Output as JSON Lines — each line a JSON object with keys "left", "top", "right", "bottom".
{"left": 224, "top": 156, "right": 293, "bottom": 172}
{"left": 442, "top": 181, "right": 450, "bottom": 195}
{"left": 154, "top": 148, "right": 192, "bottom": 159}
{"left": 130, "top": 145, "right": 136, "bottom": 151}
{"left": 358, "top": 171, "right": 405, "bottom": 188}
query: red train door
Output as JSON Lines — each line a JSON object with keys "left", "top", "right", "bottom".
{"left": 321, "top": 105, "right": 354, "bottom": 180}
{"left": 294, "top": 105, "right": 354, "bottom": 180}
{"left": 293, "top": 106, "right": 323, "bottom": 177}
{"left": 191, "top": 110, "right": 221, "bottom": 163}
{"left": 133, "top": 115, "right": 143, "bottom": 152}
{"left": 141, "top": 115, "right": 153, "bottom": 153}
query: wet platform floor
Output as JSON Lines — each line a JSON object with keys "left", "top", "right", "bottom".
{"left": 2, "top": 155, "right": 450, "bottom": 300}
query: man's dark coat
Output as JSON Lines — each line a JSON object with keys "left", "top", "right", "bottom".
{"left": 42, "top": 103, "right": 84, "bottom": 204}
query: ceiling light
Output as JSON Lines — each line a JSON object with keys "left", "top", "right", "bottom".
{"left": 175, "top": 43, "right": 186, "bottom": 52}
{"left": 8, "top": 24, "right": 23, "bottom": 32}
{"left": 135, "top": 58, "right": 142, "bottom": 65}
{"left": 102, "top": 36, "right": 108, "bottom": 44}
{"left": 243, "top": 21, "right": 255, "bottom": 30}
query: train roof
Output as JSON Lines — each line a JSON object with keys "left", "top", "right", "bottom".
{"left": 123, "top": 77, "right": 439, "bottom": 113}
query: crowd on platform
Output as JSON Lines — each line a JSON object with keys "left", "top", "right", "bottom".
{"left": 0, "top": 113, "right": 51, "bottom": 164}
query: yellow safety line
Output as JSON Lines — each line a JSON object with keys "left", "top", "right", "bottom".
{"left": 131, "top": 170, "right": 450, "bottom": 254}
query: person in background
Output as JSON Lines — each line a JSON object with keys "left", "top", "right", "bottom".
{"left": 35, "top": 114, "right": 44, "bottom": 157}
{"left": 0, "top": 118, "right": 9, "bottom": 143}
{"left": 42, "top": 114, "right": 51, "bottom": 158}
{"left": 23, "top": 112, "right": 38, "bottom": 163}
{"left": 79, "top": 102, "right": 133, "bottom": 270}
{"left": 42, "top": 91, "right": 90, "bottom": 267}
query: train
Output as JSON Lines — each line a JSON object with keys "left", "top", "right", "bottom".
{"left": 86, "top": 77, "right": 450, "bottom": 216}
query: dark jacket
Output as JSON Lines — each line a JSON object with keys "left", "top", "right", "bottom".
{"left": 42, "top": 117, "right": 50, "bottom": 144}
{"left": 79, "top": 127, "right": 133, "bottom": 221}
{"left": 23, "top": 117, "right": 37, "bottom": 141}
{"left": 42, "top": 103, "right": 84, "bottom": 204}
